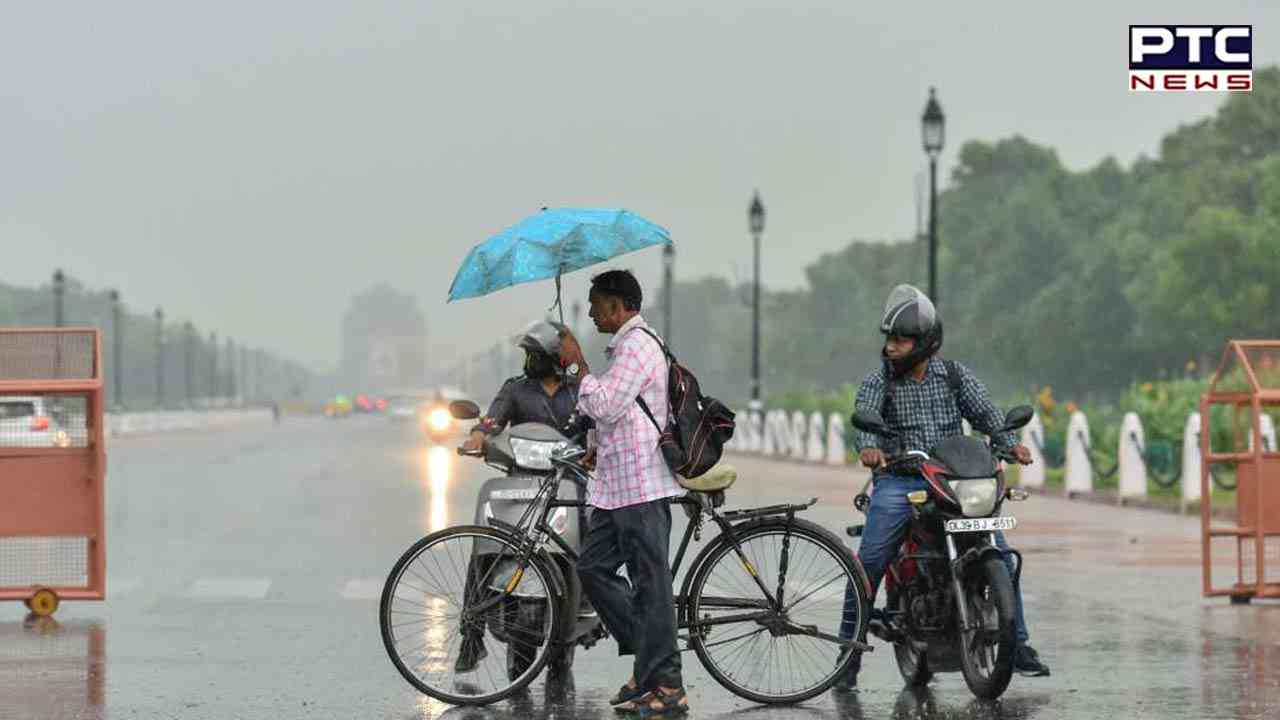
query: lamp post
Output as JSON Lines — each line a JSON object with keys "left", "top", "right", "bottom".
{"left": 110, "top": 290, "right": 123, "bottom": 409}
{"left": 662, "top": 242, "right": 674, "bottom": 340}
{"left": 53, "top": 269, "right": 65, "bottom": 327}
{"left": 209, "top": 332, "right": 218, "bottom": 407}
{"left": 922, "top": 87, "right": 946, "bottom": 305}
{"left": 155, "top": 308, "right": 166, "bottom": 408}
{"left": 183, "top": 321, "right": 194, "bottom": 408}
{"left": 748, "top": 191, "right": 765, "bottom": 412}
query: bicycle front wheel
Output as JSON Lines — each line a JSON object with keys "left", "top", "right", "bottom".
{"left": 379, "top": 525, "right": 563, "bottom": 706}
{"left": 688, "top": 518, "right": 867, "bottom": 704}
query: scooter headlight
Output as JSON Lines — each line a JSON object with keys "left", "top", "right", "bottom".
{"left": 509, "top": 438, "right": 566, "bottom": 470}
{"left": 949, "top": 478, "right": 999, "bottom": 517}
{"left": 427, "top": 408, "right": 451, "bottom": 431}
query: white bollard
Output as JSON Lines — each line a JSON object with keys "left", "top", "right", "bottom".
{"left": 1018, "top": 413, "right": 1046, "bottom": 488}
{"left": 748, "top": 411, "right": 763, "bottom": 453}
{"left": 1181, "top": 413, "right": 1202, "bottom": 508}
{"left": 1261, "top": 414, "right": 1277, "bottom": 453}
{"left": 790, "top": 411, "right": 808, "bottom": 459}
{"left": 1117, "top": 412, "right": 1148, "bottom": 501}
{"left": 806, "top": 412, "right": 826, "bottom": 463}
{"left": 764, "top": 410, "right": 787, "bottom": 456}
{"left": 826, "top": 413, "right": 847, "bottom": 465}
{"left": 1065, "top": 411, "right": 1093, "bottom": 496}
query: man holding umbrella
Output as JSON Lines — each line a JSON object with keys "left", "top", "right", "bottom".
{"left": 558, "top": 269, "right": 690, "bottom": 717}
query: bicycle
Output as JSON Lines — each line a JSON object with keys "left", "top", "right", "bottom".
{"left": 380, "top": 444, "right": 871, "bottom": 706}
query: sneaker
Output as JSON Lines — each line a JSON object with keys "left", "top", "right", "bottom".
{"left": 454, "top": 633, "right": 488, "bottom": 673}
{"left": 1013, "top": 644, "right": 1050, "bottom": 677}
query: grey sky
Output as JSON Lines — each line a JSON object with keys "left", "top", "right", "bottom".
{"left": 2, "top": 2, "right": 1273, "bottom": 372}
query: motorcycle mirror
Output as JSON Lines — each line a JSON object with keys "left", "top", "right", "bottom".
{"left": 1001, "top": 405, "right": 1035, "bottom": 432}
{"left": 449, "top": 400, "right": 481, "bottom": 420}
{"left": 850, "top": 409, "right": 894, "bottom": 437}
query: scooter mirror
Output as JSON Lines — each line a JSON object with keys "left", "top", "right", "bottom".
{"left": 449, "top": 400, "right": 481, "bottom": 420}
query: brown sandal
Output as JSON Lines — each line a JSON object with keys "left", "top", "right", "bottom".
{"left": 636, "top": 687, "right": 689, "bottom": 718}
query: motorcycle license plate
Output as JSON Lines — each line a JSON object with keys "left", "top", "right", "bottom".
{"left": 945, "top": 516, "right": 1017, "bottom": 533}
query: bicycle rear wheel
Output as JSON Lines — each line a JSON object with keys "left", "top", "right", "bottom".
{"left": 379, "top": 525, "right": 563, "bottom": 706}
{"left": 688, "top": 518, "right": 867, "bottom": 704}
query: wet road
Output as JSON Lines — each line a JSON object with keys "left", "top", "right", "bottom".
{"left": 3, "top": 415, "right": 1279, "bottom": 719}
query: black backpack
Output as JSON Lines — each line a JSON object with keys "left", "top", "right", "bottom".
{"left": 632, "top": 328, "right": 737, "bottom": 480}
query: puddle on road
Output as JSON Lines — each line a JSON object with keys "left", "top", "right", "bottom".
{"left": 0, "top": 615, "right": 105, "bottom": 720}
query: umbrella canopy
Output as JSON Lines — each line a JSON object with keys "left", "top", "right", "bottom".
{"left": 447, "top": 208, "right": 672, "bottom": 317}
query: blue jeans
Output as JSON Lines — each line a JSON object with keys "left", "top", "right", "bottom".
{"left": 840, "top": 475, "right": 1029, "bottom": 645}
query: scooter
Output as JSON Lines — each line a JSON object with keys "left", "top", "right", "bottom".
{"left": 450, "top": 400, "right": 605, "bottom": 680}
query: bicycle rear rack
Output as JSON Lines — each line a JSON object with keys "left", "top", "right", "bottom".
{"left": 720, "top": 497, "right": 818, "bottom": 523}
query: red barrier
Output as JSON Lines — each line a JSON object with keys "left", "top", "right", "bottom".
{"left": 0, "top": 328, "right": 106, "bottom": 615}
{"left": 1201, "top": 340, "right": 1280, "bottom": 602}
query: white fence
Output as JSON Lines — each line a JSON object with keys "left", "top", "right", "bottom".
{"left": 728, "top": 406, "right": 1279, "bottom": 506}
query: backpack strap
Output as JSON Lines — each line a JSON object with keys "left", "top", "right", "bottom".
{"left": 630, "top": 326, "right": 671, "bottom": 433}
{"left": 944, "top": 359, "right": 963, "bottom": 400}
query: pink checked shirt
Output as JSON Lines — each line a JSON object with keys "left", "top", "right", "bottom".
{"left": 577, "top": 315, "right": 684, "bottom": 510}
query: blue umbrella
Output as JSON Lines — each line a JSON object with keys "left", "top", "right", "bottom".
{"left": 447, "top": 208, "right": 673, "bottom": 322}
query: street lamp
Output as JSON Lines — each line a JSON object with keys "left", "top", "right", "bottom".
{"left": 921, "top": 86, "right": 946, "bottom": 305}
{"left": 110, "top": 290, "right": 123, "bottom": 409}
{"left": 662, "top": 242, "right": 674, "bottom": 340}
{"left": 183, "top": 321, "right": 194, "bottom": 408}
{"left": 209, "top": 332, "right": 218, "bottom": 407}
{"left": 53, "top": 269, "right": 65, "bottom": 327}
{"left": 155, "top": 308, "right": 166, "bottom": 408}
{"left": 748, "top": 190, "right": 765, "bottom": 412}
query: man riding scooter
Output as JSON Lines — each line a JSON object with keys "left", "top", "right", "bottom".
{"left": 837, "top": 284, "right": 1051, "bottom": 690}
{"left": 454, "top": 320, "right": 594, "bottom": 673}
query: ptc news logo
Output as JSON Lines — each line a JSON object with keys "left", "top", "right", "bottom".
{"left": 1129, "top": 25, "right": 1252, "bottom": 92}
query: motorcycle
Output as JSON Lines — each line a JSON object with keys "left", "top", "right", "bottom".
{"left": 449, "top": 399, "right": 604, "bottom": 680}
{"left": 848, "top": 405, "right": 1034, "bottom": 700}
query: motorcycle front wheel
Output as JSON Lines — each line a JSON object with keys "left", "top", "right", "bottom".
{"left": 958, "top": 556, "right": 1016, "bottom": 700}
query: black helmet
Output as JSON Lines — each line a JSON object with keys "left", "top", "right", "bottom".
{"left": 517, "top": 320, "right": 567, "bottom": 379}
{"left": 879, "top": 284, "right": 943, "bottom": 376}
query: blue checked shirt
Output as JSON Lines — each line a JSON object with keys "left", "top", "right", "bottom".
{"left": 854, "top": 358, "right": 1017, "bottom": 455}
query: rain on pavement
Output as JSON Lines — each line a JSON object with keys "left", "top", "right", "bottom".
{"left": 3, "top": 416, "right": 1278, "bottom": 720}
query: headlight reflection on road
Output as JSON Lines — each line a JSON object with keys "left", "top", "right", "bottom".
{"left": 422, "top": 446, "right": 451, "bottom": 533}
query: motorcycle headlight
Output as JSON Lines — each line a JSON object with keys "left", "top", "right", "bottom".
{"left": 509, "top": 438, "right": 566, "bottom": 470}
{"left": 949, "top": 478, "right": 999, "bottom": 517}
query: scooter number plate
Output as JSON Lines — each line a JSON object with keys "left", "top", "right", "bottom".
{"left": 945, "top": 516, "right": 1017, "bottom": 533}
{"left": 489, "top": 488, "right": 541, "bottom": 500}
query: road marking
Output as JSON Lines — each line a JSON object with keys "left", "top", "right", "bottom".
{"left": 186, "top": 578, "right": 272, "bottom": 599}
{"left": 342, "top": 579, "right": 383, "bottom": 600}
{"left": 106, "top": 578, "right": 140, "bottom": 597}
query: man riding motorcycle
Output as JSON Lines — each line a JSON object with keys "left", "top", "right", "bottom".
{"left": 837, "top": 284, "right": 1050, "bottom": 690}
{"left": 454, "top": 320, "right": 594, "bottom": 672}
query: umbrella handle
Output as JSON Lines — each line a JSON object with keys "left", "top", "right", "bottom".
{"left": 549, "top": 270, "right": 564, "bottom": 325}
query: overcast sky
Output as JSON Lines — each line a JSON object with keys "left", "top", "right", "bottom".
{"left": 2, "top": 2, "right": 1273, "bottom": 372}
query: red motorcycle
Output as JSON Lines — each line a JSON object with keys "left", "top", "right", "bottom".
{"left": 849, "top": 405, "right": 1033, "bottom": 700}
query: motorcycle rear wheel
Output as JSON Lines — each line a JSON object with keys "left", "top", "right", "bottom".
{"left": 958, "top": 556, "right": 1016, "bottom": 700}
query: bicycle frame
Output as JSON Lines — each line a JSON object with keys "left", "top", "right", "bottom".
{"left": 462, "top": 459, "right": 860, "bottom": 650}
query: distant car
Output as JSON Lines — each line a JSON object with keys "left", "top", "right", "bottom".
{"left": 0, "top": 396, "right": 71, "bottom": 448}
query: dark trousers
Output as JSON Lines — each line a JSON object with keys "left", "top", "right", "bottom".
{"left": 577, "top": 498, "right": 683, "bottom": 691}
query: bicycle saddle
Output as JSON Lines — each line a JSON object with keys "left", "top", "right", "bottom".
{"left": 679, "top": 463, "right": 737, "bottom": 493}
